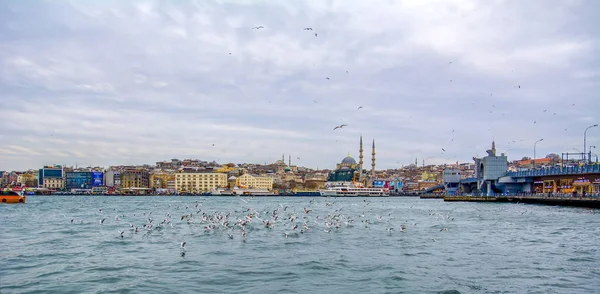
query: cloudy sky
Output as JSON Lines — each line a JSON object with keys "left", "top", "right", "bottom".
{"left": 1, "top": 0, "right": 599, "bottom": 171}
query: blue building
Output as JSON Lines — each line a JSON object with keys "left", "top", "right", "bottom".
{"left": 38, "top": 166, "right": 63, "bottom": 186}
{"left": 65, "top": 172, "right": 94, "bottom": 190}
{"left": 443, "top": 168, "right": 461, "bottom": 195}
{"left": 468, "top": 141, "right": 508, "bottom": 196}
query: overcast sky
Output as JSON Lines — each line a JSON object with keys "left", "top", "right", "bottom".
{"left": 1, "top": 0, "right": 599, "bottom": 171}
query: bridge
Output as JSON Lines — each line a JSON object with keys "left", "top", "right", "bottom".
{"left": 508, "top": 164, "right": 600, "bottom": 178}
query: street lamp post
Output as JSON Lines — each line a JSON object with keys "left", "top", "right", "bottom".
{"left": 533, "top": 139, "right": 544, "bottom": 168}
{"left": 584, "top": 124, "right": 598, "bottom": 163}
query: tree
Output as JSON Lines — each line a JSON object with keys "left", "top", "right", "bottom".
{"left": 521, "top": 156, "right": 531, "bottom": 161}
{"left": 546, "top": 153, "right": 561, "bottom": 164}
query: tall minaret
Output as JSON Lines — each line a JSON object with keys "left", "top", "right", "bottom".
{"left": 371, "top": 139, "right": 376, "bottom": 179}
{"left": 359, "top": 135, "right": 364, "bottom": 171}
{"left": 282, "top": 154, "right": 284, "bottom": 162}
{"left": 289, "top": 154, "right": 291, "bottom": 167}
{"left": 491, "top": 141, "right": 496, "bottom": 156}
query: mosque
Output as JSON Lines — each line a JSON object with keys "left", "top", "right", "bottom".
{"left": 327, "top": 136, "right": 376, "bottom": 185}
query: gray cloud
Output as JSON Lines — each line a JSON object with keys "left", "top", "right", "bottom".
{"left": 0, "top": 0, "right": 599, "bottom": 171}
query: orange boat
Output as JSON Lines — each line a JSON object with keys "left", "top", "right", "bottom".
{"left": 1, "top": 190, "right": 26, "bottom": 203}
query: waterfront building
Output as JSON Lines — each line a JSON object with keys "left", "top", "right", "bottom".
{"left": 44, "top": 177, "right": 64, "bottom": 190}
{"left": 328, "top": 136, "right": 376, "bottom": 185}
{"left": 65, "top": 172, "right": 94, "bottom": 190}
{"left": 121, "top": 169, "right": 150, "bottom": 189}
{"left": 443, "top": 169, "right": 461, "bottom": 195}
{"left": 38, "top": 165, "right": 63, "bottom": 188}
{"left": 328, "top": 154, "right": 358, "bottom": 182}
{"left": 63, "top": 171, "right": 103, "bottom": 191}
{"left": 150, "top": 173, "right": 176, "bottom": 189}
{"left": 104, "top": 171, "right": 121, "bottom": 188}
{"left": 471, "top": 141, "right": 508, "bottom": 196}
{"left": 236, "top": 173, "right": 274, "bottom": 190}
{"left": 175, "top": 172, "right": 227, "bottom": 193}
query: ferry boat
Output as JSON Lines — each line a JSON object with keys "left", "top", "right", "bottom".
{"left": 319, "top": 186, "right": 389, "bottom": 197}
{"left": 1, "top": 190, "right": 26, "bottom": 203}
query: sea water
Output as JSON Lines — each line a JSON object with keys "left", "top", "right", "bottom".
{"left": 1, "top": 196, "right": 599, "bottom": 293}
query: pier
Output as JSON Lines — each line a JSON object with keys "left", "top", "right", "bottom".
{"left": 444, "top": 195, "right": 600, "bottom": 209}
{"left": 419, "top": 194, "right": 444, "bottom": 199}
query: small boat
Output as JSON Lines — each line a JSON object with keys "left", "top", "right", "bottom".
{"left": 1, "top": 190, "right": 26, "bottom": 203}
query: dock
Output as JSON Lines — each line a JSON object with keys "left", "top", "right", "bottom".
{"left": 419, "top": 194, "right": 444, "bottom": 199}
{"left": 444, "top": 195, "right": 600, "bottom": 208}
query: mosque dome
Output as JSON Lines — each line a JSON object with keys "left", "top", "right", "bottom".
{"left": 274, "top": 160, "right": 285, "bottom": 165}
{"left": 284, "top": 166, "right": 291, "bottom": 172}
{"left": 341, "top": 156, "right": 357, "bottom": 165}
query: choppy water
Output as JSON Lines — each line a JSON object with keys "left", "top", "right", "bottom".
{"left": 1, "top": 196, "right": 599, "bottom": 294}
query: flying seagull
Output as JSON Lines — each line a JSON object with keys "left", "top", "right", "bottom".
{"left": 333, "top": 124, "right": 347, "bottom": 130}
{"left": 252, "top": 26, "right": 264, "bottom": 29}
{"left": 303, "top": 27, "right": 313, "bottom": 30}
{"left": 325, "top": 77, "right": 330, "bottom": 80}
{"left": 315, "top": 33, "right": 318, "bottom": 37}
{"left": 358, "top": 106, "right": 363, "bottom": 110}
{"left": 442, "top": 148, "right": 446, "bottom": 152}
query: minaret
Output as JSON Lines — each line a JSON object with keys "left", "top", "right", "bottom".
{"left": 289, "top": 155, "right": 291, "bottom": 167}
{"left": 491, "top": 141, "right": 496, "bottom": 156}
{"left": 371, "top": 139, "right": 376, "bottom": 179}
{"left": 282, "top": 154, "right": 284, "bottom": 162}
{"left": 359, "top": 135, "right": 364, "bottom": 180}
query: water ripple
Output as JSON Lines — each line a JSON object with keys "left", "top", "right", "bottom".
{"left": 1, "top": 196, "right": 599, "bottom": 293}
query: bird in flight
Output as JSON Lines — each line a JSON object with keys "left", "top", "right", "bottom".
{"left": 315, "top": 33, "right": 318, "bottom": 37}
{"left": 333, "top": 124, "right": 347, "bottom": 130}
{"left": 358, "top": 106, "right": 363, "bottom": 110}
{"left": 442, "top": 148, "right": 446, "bottom": 152}
{"left": 313, "top": 100, "right": 318, "bottom": 103}
{"left": 252, "top": 26, "right": 264, "bottom": 29}
{"left": 304, "top": 27, "right": 313, "bottom": 30}
{"left": 325, "top": 77, "right": 330, "bottom": 80}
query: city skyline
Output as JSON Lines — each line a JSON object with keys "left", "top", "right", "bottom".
{"left": 1, "top": 0, "right": 599, "bottom": 171}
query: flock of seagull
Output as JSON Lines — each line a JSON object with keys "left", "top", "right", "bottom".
{"left": 66, "top": 197, "right": 457, "bottom": 257}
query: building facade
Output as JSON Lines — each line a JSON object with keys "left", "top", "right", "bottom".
{"left": 65, "top": 172, "right": 94, "bottom": 190}
{"left": 44, "top": 177, "right": 65, "bottom": 190}
{"left": 175, "top": 172, "right": 227, "bottom": 193}
{"left": 121, "top": 170, "right": 150, "bottom": 189}
{"left": 443, "top": 169, "right": 461, "bottom": 195}
{"left": 150, "top": 173, "right": 176, "bottom": 189}
{"left": 38, "top": 166, "right": 63, "bottom": 187}
{"left": 237, "top": 173, "right": 273, "bottom": 190}
{"left": 473, "top": 141, "right": 509, "bottom": 196}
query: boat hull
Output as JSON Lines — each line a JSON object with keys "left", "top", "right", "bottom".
{"left": 1, "top": 193, "right": 26, "bottom": 203}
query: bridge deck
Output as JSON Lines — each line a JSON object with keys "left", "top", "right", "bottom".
{"left": 509, "top": 165, "right": 600, "bottom": 178}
